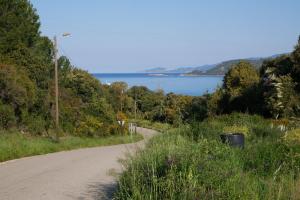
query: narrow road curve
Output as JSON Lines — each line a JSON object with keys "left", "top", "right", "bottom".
{"left": 0, "top": 127, "right": 158, "bottom": 200}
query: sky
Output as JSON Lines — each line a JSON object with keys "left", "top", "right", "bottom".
{"left": 30, "top": 0, "right": 300, "bottom": 73}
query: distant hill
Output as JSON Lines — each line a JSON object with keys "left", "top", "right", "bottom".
{"left": 142, "top": 53, "right": 287, "bottom": 75}
{"left": 142, "top": 64, "right": 216, "bottom": 73}
{"left": 186, "top": 53, "right": 287, "bottom": 76}
{"left": 143, "top": 67, "right": 168, "bottom": 73}
{"left": 196, "top": 58, "right": 264, "bottom": 75}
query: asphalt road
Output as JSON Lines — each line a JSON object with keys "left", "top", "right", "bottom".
{"left": 0, "top": 127, "right": 157, "bottom": 200}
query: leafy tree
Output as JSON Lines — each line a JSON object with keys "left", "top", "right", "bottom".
{"left": 260, "top": 55, "right": 293, "bottom": 77}
{"left": 127, "top": 86, "right": 152, "bottom": 112}
{"left": 0, "top": 0, "right": 40, "bottom": 56}
{"left": 0, "top": 64, "right": 36, "bottom": 115}
{"left": 0, "top": 0, "right": 53, "bottom": 133}
{"left": 58, "top": 56, "right": 73, "bottom": 84}
{"left": 186, "top": 96, "right": 208, "bottom": 121}
{"left": 87, "top": 98, "right": 115, "bottom": 123}
{"left": 220, "top": 61, "right": 262, "bottom": 113}
{"left": 141, "top": 90, "right": 164, "bottom": 114}
{"left": 224, "top": 61, "right": 260, "bottom": 98}
{"left": 207, "top": 88, "right": 227, "bottom": 116}
{"left": 64, "top": 68, "right": 102, "bottom": 103}
{"left": 262, "top": 69, "right": 299, "bottom": 118}
{"left": 28, "top": 36, "right": 54, "bottom": 89}
{"left": 109, "top": 82, "right": 128, "bottom": 112}
{"left": 127, "top": 86, "right": 165, "bottom": 118}
{"left": 292, "top": 36, "right": 300, "bottom": 91}
{"left": 0, "top": 0, "right": 125, "bottom": 137}
{"left": 0, "top": 0, "right": 49, "bottom": 87}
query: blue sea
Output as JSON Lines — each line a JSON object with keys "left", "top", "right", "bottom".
{"left": 93, "top": 73, "right": 223, "bottom": 96}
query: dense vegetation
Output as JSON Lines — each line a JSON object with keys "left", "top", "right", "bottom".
{"left": 0, "top": 0, "right": 145, "bottom": 161}
{"left": 115, "top": 114, "right": 300, "bottom": 199}
{"left": 208, "top": 39, "right": 300, "bottom": 119}
{"left": 0, "top": 0, "right": 128, "bottom": 137}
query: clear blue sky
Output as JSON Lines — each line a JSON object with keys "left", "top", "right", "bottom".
{"left": 31, "top": 0, "right": 300, "bottom": 73}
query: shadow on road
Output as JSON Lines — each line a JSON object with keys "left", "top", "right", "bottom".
{"left": 78, "top": 182, "right": 117, "bottom": 200}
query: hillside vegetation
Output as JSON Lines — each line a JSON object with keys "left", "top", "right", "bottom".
{"left": 0, "top": 0, "right": 146, "bottom": 161}
{"left": 187, "top": 54, "right": 286, "bottom": 75}
{"left": 189, "top": 58, "right": 264, "bottom": 75}
{"left": 0, "top": 0, "right": 124, "bottom": 136}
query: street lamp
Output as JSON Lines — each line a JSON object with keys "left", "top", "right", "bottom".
{"left": 62, "top": 33, "right": 71, "bottom": 37}
{"left": 53, "top": 33, "right": 71, "bottom": 141}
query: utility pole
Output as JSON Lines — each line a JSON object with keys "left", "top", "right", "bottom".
{"left": 134, "top": 92, "right": 137, "bottom": 122}
{"left": 52, "top": 33, "right": 71, "bottom": 141}
{"left": 54, "top": 36, "right": 59, "bottom": 141}
{"left": 120, "top": 89, "right": 124, "bottom": 112}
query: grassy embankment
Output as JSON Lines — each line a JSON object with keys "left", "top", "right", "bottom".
{"left": 115, "top": 114, "right": 300, "bottom": 199}
{"left": 0, "top": 130, "right": 143, "bottom": 162}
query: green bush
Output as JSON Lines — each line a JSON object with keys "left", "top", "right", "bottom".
{"left": 0, "top": 102, "right": 16, "bottom": 128}
{"left": 23, "top": 115, "right": 47, "bottom": 135}
{"left": 75, "top": 115, "right": 104, "bottom": 137}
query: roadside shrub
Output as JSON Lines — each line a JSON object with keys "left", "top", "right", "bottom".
{"left": 75, "top": 116, "right": 104, "bottom": 137}
{"left": 108, "top": 124, "right": 121, "bottom": 135}
{"left": 0, "top": 102, "right": 16, "bottom": 128}
{"left": 25, "top": 115, "right": 47, "bottom": 135}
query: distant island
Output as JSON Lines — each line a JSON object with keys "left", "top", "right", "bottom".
{"left": 143, "top": 53, "right": 287, "bottom": 76}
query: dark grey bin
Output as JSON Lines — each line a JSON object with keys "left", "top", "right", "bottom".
{"left": 220, "top": 133, "right": 245, "bottom": 148}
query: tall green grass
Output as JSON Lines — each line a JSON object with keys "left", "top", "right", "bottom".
{"left": 114, "top": 114, "right": 300, "bottom": 199}
{"left": 0, "top": 129, "right": 143, "bottom": 162}
{"left": 134, "top": 119, "right": 173, "bottom": 132}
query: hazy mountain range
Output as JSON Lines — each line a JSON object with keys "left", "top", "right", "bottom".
{"left": 142, "top": 53, "right": 287, "bottom": 75}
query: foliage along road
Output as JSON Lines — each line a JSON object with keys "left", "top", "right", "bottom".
{"left": 0, "top": 127, "right": 158, "bottom": 200}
